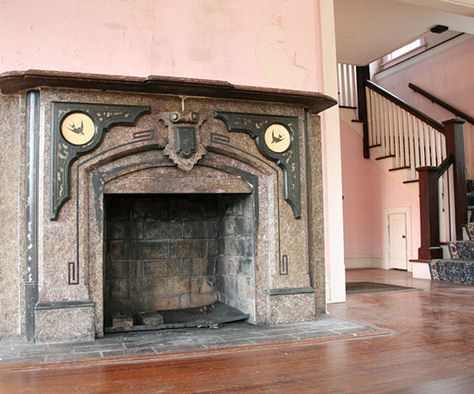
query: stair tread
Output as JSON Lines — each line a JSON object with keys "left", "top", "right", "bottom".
{"left": 375, "top": 154, "right": 396, "bottom": 160}
{"left": 403, "top": 179, "right": 419, "bottom": 184}
{"left": 339, "top": 105, "right": 357, "bottom": 109}
{"left": 389, "top": 166, "right": 410, "bottom": 172}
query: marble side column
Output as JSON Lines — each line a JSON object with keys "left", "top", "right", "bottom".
{"left": 25, "top": 90, "right": 40, "bottom": 341}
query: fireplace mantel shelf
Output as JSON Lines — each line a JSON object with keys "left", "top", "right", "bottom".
{"left": 0, "top": 70, "right": 337, "bottom": 114}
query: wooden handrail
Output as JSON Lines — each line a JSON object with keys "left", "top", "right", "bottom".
{"left": 408, "top": 83, "right": 474, "bottom": 125}
{"left": 436, "top": 155, "right": 454, "bottom": 178}
{"left": 365, "top": 80, "right": 445, "bottom": 131}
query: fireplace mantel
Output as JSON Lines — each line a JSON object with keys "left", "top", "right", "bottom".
{"left": 0, "top": 70, "right": 337, "bottom": 114}
{"left": 0, "top": 70, "right": 331, "bottom": 342}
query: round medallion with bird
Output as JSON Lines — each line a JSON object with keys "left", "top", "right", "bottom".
{"left": 263, "top": 123, "right": 291, "bottom": 153}
{"left": 60, "top": 112, "right": 96, "bottom": 146}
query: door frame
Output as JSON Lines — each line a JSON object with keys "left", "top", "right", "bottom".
{"left": 384, "top": 207, "right": 412, "bottom": 272}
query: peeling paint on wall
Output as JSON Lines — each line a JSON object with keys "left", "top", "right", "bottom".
{"left": 255, "top": 19, "right": 308, "bottom": 90}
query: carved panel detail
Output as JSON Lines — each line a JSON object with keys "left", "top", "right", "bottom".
{"left": 161, "top": 111, "right": 207, "bottom": 171}
{"left": 51, "top": 102, "right": 150, "bottom": 220}
{"left": 214, "top": 112, "right": 302, "bottom": 218}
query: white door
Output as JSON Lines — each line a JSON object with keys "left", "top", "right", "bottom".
{"left": 388, "top": 212, "right": 408, "bottom": 270}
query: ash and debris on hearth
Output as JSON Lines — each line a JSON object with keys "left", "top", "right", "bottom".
{"left": 105, "top": 301, "right": 248, "bottom": 334}
{"left": 199, "top": 303, "right": 215, "bottom": 315}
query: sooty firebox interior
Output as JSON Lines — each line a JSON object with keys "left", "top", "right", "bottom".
{"left": 103, "top": 193, "right": 255, "bottom": 332}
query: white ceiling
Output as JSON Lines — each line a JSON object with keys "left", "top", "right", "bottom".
{"left": 334, "top": 0, "right": 474, "bottom": 65}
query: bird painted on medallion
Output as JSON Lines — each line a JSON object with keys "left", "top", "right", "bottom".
{"left": 272, "top": 129, "right": 284, "bottom": 144}
{"left": 68, "top": 121, "right": 84, "bottom": 135}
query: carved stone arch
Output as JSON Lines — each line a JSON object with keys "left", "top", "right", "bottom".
{"left": 78, "top": 146, "right": 279, "bottom": 336}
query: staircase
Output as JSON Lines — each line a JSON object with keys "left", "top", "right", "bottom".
{"left": 338, "top": 63, "right": 471, "bottom": 283}
{"left": 338, "top": 64, "right": 448, "bottom": 185}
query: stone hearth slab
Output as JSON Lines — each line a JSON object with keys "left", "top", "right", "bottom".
{"left": 106, "top": 302, "right": 249, "bottom": 333}
{"left": 0, "top": 316, "right": 391, "bottom": 367}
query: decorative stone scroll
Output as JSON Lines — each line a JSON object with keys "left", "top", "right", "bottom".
{"left": 214, "top": 112, "right": 302, "bottom": 218}
{"left": 161, "top": 111, "right": 207, "bottom": 171}
{"left": 50, "top": 102, "right": 150, "bottom": 220}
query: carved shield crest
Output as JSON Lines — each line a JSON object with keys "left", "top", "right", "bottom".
{"left": 174, "top": 126, "right": 196, "bottom": 158}
{"left": 162, "top": 111, "right": 206, "bottom": 171}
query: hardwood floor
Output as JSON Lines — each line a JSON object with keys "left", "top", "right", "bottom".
{"left": 1, "top": 269, "right": 473, "bottom": 393}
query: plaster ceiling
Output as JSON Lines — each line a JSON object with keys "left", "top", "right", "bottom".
{"left": 334, "top": 0, "right": 474, "bottom": 65}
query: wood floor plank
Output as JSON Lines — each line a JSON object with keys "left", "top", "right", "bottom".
{"left": 1, "top": 269, "right": 473, "bottom": 393}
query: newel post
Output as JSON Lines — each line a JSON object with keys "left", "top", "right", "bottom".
{"left": 443, "top": 118, "right": 467, "bottom": 240}
{"left": 356, "top": 66, "right": 370, "bottom": 159}
{"left": 417, "top": 167, "right": 443, "bottom": 260}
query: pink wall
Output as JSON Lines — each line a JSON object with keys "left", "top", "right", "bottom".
{"left": 0, "top": 0, "right": 322, "bottom": 91}
{"left": 341, "top": 118, "right": 420, "bottom": 262}
{"left": 374, "top": 37, "right": 474, "bottom": 178}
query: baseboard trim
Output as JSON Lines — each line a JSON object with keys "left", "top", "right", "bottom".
{"left": 345, "top": 257, "right": 384, "bottom": 269}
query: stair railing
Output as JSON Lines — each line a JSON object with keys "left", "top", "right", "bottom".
{"left": 336, "top": 63, "right": 467, "bottom": 257}
{"left": 409, "top": 83, "right": 474, "bottom": 125}
{"left": 365, "top": 80, "right": 446, "bottom": 181}
{"left": 417, "top": 156, "right": 455, "bottom": 259}
{"left": 418, "top": 119, "right": 467, "bottom": 257}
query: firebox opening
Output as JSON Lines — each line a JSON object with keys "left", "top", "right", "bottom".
{"left": 103, "top": 193, "right": 255, "bottom": 333}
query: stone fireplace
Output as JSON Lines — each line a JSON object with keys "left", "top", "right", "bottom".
{"left": 0, "top": 71, "right": 336, "bottom": 342}
{"left": 103, "top": 193, "right": 256, "bottom": 331}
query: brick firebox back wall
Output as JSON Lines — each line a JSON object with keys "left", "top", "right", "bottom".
{"left": 104, "top": 194, "right": 255, "bottom": 322}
